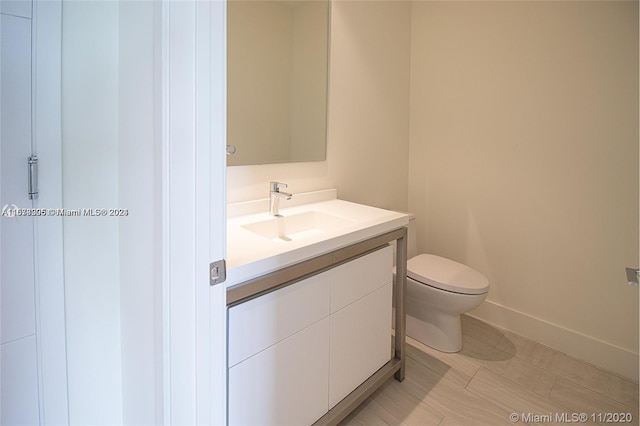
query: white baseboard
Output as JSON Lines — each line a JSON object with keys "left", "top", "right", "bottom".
{"left": 468, "top": 300, "right": 639, "bottom": 382}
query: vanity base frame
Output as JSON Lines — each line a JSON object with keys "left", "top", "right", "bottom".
{"left": 313, "top": 356, "right": 403, "bottom": 426}
{"left": 226, "top": 226, "right": 408, "bottom": 426}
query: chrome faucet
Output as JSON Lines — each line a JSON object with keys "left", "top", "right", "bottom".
{"left": 269, "top": 181, "right": 293, "bottom": 216}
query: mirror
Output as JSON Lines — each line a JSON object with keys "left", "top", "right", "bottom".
{"left": 227, "top": 0, "right": 329, "bottom": 166}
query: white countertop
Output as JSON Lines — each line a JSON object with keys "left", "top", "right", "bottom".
{"left": 226, "top": 190, "right": 409, "bottom": 287}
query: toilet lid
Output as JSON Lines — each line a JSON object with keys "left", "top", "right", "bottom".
{"left": 407, "top": 254, "right": 489, "bottom": 295}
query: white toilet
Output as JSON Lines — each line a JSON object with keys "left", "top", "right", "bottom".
{"left": 401, "top": 215, "right": 489, "bottom": 353}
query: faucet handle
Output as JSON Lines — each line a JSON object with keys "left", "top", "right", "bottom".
{"left": 270, "top": 181, "right": 288, "bottom": 192}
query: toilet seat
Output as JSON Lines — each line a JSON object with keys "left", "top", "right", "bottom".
{"left": 407, "top": 254, "right": 489, "bottom": 295}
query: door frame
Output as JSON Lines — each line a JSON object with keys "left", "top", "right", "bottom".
{"left": 161, "top": 1, "right": 227, "bottom": 424}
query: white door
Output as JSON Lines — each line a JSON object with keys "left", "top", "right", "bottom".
{"left": 0, "top": 4, "right": 40, "bottom": 425}
{"left": 1, "top": 2, "right": 68, "bottom": 424}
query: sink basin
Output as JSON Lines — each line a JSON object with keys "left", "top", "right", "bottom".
{"left": 242, "top": 211, "right": 354, "bottom": 242}
{"left": 226, "top": 189, "right": 410, "bottom": 285}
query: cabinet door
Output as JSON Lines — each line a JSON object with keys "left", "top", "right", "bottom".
{"left": 329, "top": 283, "right": 393, "bottom": 408}
{"left": 330, "top": 245, "right": 392, "bottom": 313}
{"left": 228, "top": 271, "right": 330, "bottom": 367}
{"left": 228, "top": 318, "right": 330, "bottom": 426}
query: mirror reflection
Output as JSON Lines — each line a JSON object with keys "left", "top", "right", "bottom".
{"left": 227, "top": 0, "right": 329, "bottom": 166}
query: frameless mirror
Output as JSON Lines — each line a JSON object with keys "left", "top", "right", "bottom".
{"left": 227, "top": 0, "right": 329, "bottom": 166}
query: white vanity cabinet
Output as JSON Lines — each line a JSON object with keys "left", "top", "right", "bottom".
{"left": 228, "top": 270, "right": 331, "bottom": 426}
{"left": 228, "top": 319, "right": 330, "bottom": 426}
{"left": 227, "top": 245, "right": 393, "bottom": 426}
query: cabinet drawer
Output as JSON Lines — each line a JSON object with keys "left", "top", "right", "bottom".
{"left": 329, "top": 282, "right": 393, "bottom": 408}
{"left": 228, "top": 318, "right": 330, "bottom": 426}
{"left": 228, "top": 271, "right": 330, "bottom": 367}
{"left": 330, "top": 245, "right": 392, "bottom": 313}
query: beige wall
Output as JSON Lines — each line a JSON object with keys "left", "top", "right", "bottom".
{"left": 227, "top": 0, "right": 411, "bottom": 212}
{"left": 324, "top": 0, "right": 411, "bottom": 210}
{"left": 408, "top": 1, "right": 639, "bottom": 379}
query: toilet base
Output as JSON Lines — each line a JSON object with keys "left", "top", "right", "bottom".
{"left": 406, "top": 312, "right": 463, "bottom": 353}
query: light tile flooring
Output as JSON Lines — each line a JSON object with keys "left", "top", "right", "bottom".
{"left": 342, "top": 316, "right": 639, "bottom": 426}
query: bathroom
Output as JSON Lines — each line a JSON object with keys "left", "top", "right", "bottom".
{"left": 227, "top": 0, "right": 639, "bottom": 423}
{"left": 0, "top": 0, "right": 637, "bottom": 424}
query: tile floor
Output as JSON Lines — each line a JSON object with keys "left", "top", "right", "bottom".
{"left": 342, "top": 315, "right": 639, "bottom": 426}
